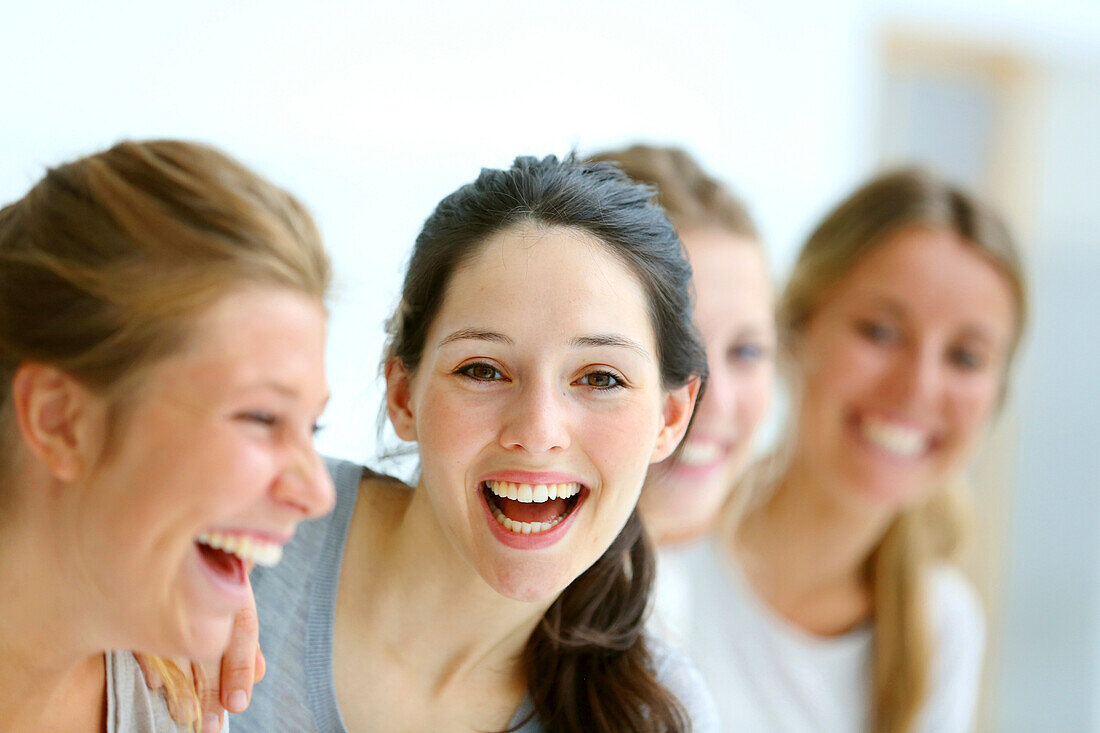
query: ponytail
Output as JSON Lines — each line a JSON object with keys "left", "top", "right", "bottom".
{"left": 869, "top": 484, "right": 967, "bottom": 732}
{"left": 521, "top": 510, "right": 689, "bottom": 732}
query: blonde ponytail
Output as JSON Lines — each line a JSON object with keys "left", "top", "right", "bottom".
{"left": 869, "top": 480, "right": 968, "bottom": 732}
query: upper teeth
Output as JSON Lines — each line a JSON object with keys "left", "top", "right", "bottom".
{"left": 487, "top": 480, "right": 580, "bottom": 503}
{"left": 861, "top": 419, "right": 927, "bottom": 457}
{"left": 197, "top": 531, "right": 283, "bottom": 567}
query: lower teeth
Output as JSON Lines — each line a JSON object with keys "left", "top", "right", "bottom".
{"left": 492, "top": 507, "right": 564, "bottom": 535}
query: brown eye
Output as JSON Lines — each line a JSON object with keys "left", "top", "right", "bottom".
{"left": 856, "top": 319, "right": 897, "bottom": 345}
{"left": 949, "top": 346, "right": 985, "bottom": 371}
{"left": 577, "top": 370, "right": 624, "bottom": 390}
{"left": 458, "top": 362, "right": 503, "bottom": 381}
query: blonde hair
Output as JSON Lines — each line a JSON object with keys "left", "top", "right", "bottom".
{"left": 588, "top": 144, "right": 759, "bottom": 240}
{"left": 747, "top": 168, "right": 1026, "bottom": 732}
{"left": 0, "top": 139, "right": 331, "bottom": 721}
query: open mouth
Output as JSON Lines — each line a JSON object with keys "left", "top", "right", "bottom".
{"left": 194, "top": 531, "right": 284, "bottom": 586}
{"left": 482, "top": 480, "right": 584, "bottom": 535}
{"left": 855, "top": 416, "right": 932, "bottom": 459}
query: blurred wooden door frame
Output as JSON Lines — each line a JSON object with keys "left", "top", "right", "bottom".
{"left": 877, "top": 28, "right": 1041, "bottom": 732}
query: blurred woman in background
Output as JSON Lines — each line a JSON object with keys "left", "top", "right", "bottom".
{"left": 0, "top": 140, "right": 334, "bottom": 732}
{"left": 589, "top": 145, "right": 777, "bottom": 552}
{"left": 676, "top": 169, "right": 1026, "bottom": 732}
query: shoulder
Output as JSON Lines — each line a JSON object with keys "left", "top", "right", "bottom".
{"left": 916, "top": 565, "right": 986, "bottom": 732}
{"left": 647, "top": 636, "right": 722, "bottom": 733}
{"left": 323, "top": 455, "right": 368, "bottom": 494}
{"left": 105, "top": 651, "right": 194, "bottom": 733}
{"left": 927, "top": 564, "right": 985, "bottom": 650}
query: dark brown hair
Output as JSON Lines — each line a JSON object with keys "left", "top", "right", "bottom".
{"left": 386, "top": 154, "right": 707, "bottom": 732}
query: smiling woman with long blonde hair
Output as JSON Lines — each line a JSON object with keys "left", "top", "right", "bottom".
{"left": 704, "top": 169, "right": 1027, "bottom": 732}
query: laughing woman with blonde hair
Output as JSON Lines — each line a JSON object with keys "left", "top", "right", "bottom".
{"left": 0, "top": 140, "right": 334, "bottom": 732}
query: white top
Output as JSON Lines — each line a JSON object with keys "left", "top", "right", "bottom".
{"left": 653, "top": 539, "right": 985, "bottom": 732}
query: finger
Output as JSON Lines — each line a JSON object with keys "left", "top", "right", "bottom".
{"left": 221, "top": 587, "right": 261, "bottom": 713}
{"left": 254, "top": 646, "right": 266, "bottom": 684}
{"left": 134, "top": 653, "right": 163, "bottom": 691}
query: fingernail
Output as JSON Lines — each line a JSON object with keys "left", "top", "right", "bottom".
{"left": 229, "top": 689, "right": 248, "bottom": 712}
{"left": 203, "top": 713, "right": 220, "bottom": 732}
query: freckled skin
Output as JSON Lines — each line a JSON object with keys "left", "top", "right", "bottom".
{"left": 390, "top": 225, "right": 697, "bottom": 602}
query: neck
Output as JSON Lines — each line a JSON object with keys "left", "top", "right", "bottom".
{"left": 732, "top": 456, "right": 895, "bottom": 633}
{"left": 0, "top": 506, "right": 107, "bottom": 731}
{"left": 341, "top": 481, "right": 549, "bottom": 696}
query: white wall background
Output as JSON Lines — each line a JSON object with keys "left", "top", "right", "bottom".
{"left": 2, "top": 1, "right": 1097, "bottom": 727}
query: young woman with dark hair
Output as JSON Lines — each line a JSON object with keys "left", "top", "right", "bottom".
{"left": 230, "top": 155, "right": 717, "bottom": 732}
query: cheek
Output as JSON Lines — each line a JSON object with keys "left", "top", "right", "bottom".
{"left": 589, "top": 402, "right": 660, "bottom": 464}
{"left": 739, "top": 368, "right": 775, "bottom": 429}
{"left": 948, "top": 377, "right": 1003, "bottom": 442}
{"left": 413, "top": 394, "right": 488, "bottom": 461}
{"left": 805, "top": 337, "right": 884, "bottom": 405}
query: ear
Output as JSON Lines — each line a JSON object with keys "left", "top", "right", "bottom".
{"left": 10, "top": 363, "right": 102, "bottom": 482}
{"left": 384, "top": 357, "right": 418, "bottom": 442}
{"left": 650, "top": 376, "right": 702, "bottom": 464}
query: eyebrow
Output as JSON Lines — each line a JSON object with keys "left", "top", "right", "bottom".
{"left": 866, "top": 296, "right": 906, "bottom": 316}
{"left": 240, "top": 381, "right": 331, "bottom": 407}
{"left": 437, "top": 328, "right": 514, "bottom": 348}
{"left": 438, "top": 329, "right": 651, "bottom": 361}
{"left": 572, "top": 334, "right": 652, "bottom": 361}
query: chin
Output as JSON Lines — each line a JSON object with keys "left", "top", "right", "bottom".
{"left": 485, "top": 562, "right": 573, "bottom": 604}
{"left": 847, "top": 473, "right": 928, "bottom": 513}
{"left": 180, "top": 615, "right": 236, "bottom": 662}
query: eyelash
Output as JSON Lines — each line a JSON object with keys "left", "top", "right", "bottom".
{"left": 949, "top": 346, "right": 985, "bottom": 371}
{"left": 575, "top": 369, "right": 626, "bottom": 391}
{"left": 456, "top": 362, "right": 505, "bottom": 382}
{"left": 239, "top": 411, "right": 324, "bottom": 435}
{"left": 728, "top": 343, "right": 765, "bottom": 363}
{"left": 455, "top": 362, "right": 627, "bottom": 391}
{"left": 854, "top": 320, "right": 990, "bottom": 372}
{"left": 855, "top": 319, "right": 897, "bottom": 344}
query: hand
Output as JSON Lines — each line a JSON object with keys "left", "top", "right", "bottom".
{"left": 137, "top": 575, "right": 265, "bottom": 732}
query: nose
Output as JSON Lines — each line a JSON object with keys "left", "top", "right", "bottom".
{"left": 273, "top": 431, "right": 336, "bottom": 520}
{"left": 887, "top": 342, "right": 943, "bottom": 408}
{"left": 498, "top": 377, "right": 571, "bottom": 455}
{"left": 699, "top": 354, "right": 736, "bottom": 423}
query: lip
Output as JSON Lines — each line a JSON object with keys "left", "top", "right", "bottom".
{"left": 198, "top": 527, "right": 293, "bottom": 543}
{"left": 477, "top": 481, "right": 588, "bottom": 550}
{"left": 477, "top": 470, "right": 587, "bottom": 487}
{"left": 191, "top": 543, "right": 250, "bottom": 607}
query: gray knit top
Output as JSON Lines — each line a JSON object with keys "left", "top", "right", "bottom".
{"left": 233, "top": 458, "right": 718, "bottom": 732}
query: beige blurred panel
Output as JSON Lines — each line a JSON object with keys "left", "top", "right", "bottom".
{"left": 879, "top": 28, "right": 1041, "bottom": 732}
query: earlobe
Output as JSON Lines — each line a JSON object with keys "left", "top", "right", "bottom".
{"left": 10, "top": 363, "right": 98, "bottom": 482}
{"left": 384, "top": 358, "right": 418, "bottom": 442}
{"left": 650, "top": 377, "right": 702, "bottom": 464}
